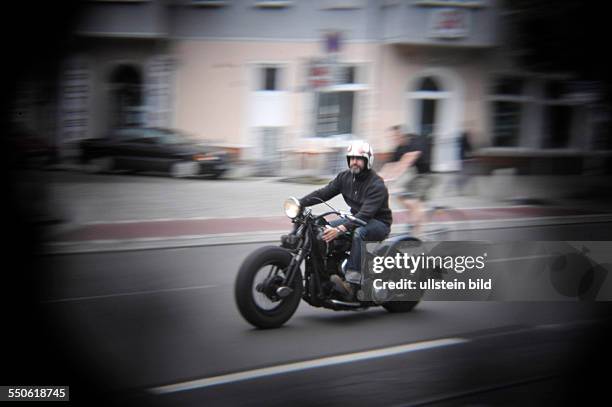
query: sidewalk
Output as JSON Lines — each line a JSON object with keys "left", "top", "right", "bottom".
{"left": 35, "top": 169, "right": 612, "bottom": 254}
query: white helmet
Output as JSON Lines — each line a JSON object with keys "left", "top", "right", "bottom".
{"left": 346, "top": 140, "right": 374, "bottom": 170}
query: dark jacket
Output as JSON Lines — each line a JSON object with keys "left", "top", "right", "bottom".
{"left": 392, "top": 135, "right": 431, "bottom": 174}
{"left": 299, "top": 169, "right": 393, "bottom": 231}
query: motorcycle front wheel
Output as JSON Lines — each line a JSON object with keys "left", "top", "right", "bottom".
{"left": 235, "top": 246, "right": 303, "bottom": 329}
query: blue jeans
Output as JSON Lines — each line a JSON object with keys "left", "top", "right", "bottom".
{"left": 329, "top": 218, "right": 390, "bottom": 284}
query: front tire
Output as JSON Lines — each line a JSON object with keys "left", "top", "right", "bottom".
{"left": 208, "top": 169, "right": 226, "bottom": 179}
{"left": 235, "top": 246, "right": 302, "bottom": 329}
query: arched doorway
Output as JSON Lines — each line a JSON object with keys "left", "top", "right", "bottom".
{"left": 414, "top": 76, "right": 443, "bottom": 137}
{"left": 109, "top": 64, "right": 144, "bottom": 128}
{"left": 407, "top": 69, "right": 463, "bottom": 172}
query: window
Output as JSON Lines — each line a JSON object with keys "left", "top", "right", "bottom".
{"left": 109, "top": 64, "right": 144, "bottom": 128}
{"left": 543, "top": 105, "right": 572, "bottom": 148}
{"left": 541, "top": 80, "right": 574, "bottom": 149}
{"left": 489, "top": 76, "right": 528, "bottom": 147}
{"left": 315, "top": 91, "right": 354, "bottom": 137}
{"left": 257, "top": 66, "right": 282, "bottom": 91}
{"left": 492, "top": 101, "right": 522, "bottom": 147}
{"left": 313, "top": 63, "right": 366, "bottom": 137}
{"left": 341, "top": 66, "right": 356, "bottom": 84}
{"left": 305, "top": 61, "right": 365, "bottom": 89}
{"left": 264, "top": 67, "right": 277, "bottom": 90}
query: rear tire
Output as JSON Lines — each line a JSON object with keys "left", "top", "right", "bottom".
{"left": 235, "top": 246, "right": 302, "bottom": 329}
{"left": 377, "top": 238, "right": 423, "bottom": 313}
{"left": 209, "top": 169, "right": 226, "bottom": 179}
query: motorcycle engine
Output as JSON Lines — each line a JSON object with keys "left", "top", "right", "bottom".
{"left": 331, "top": 236, "right": 351, "bottom": 254}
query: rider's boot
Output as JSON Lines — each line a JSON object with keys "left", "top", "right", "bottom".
{"left": 330, "top": 274, "right": 356, "bottom": 301}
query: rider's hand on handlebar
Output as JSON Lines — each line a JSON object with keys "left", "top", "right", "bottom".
{"left": 322, "top": 225, "right": 340, "bottom": 242}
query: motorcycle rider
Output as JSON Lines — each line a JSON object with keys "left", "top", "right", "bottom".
{"left": 298, "top": 140, "right": 392, "bottom": 300}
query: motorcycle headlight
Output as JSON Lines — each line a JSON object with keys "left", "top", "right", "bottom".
{"left": 283, "top": 197, "right": 302, "bottom": 219}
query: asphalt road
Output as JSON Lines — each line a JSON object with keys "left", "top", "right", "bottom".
{"left": 27, "top": 222, "right": 612, "bottom": 406}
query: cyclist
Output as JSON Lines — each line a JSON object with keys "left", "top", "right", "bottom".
{"left": 379, "top": 127, "right": 434, "bottom": 237}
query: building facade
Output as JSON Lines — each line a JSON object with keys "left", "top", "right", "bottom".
{"left": 27, "top": 0, "right": 605, "bottom": 174}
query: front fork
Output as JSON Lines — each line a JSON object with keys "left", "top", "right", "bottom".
{"left": 281, "top": 225, "right": 325, "bottom": 302}
{"left": 280, "top": 224, "right": 308, "bottom": 292}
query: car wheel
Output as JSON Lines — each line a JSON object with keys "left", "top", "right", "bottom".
{"left": 87, "top": 157, "right": 114, "bottom": 174}
{"left": 209, "top": 169, "right": 226, "bottom": 179}
{"left": 170, "top": 161, "right": 199, "bottom": 178}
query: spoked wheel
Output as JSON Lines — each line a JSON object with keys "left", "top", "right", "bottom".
{"left": 235, "top": 246, "right": 303, "bottom": 329}
{"left": 421, "top": 205, "right": 468, "bottom": 241}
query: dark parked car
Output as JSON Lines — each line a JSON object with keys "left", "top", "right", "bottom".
{"left": 80, "top": 127, "right": 230, "bottom": 178}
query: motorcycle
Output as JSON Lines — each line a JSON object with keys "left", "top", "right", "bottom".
{"left": 234, "top": 196, "right": 423, "bottom": 329}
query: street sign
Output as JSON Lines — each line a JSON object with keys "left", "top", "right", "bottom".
{"left": 429, "top": 8, "right": 470, "bottom": 39}
{"left": 307, "top": 57, "right": 344, "bottom": 90}
{"left": 325, "top": 31, "right": 341, "bottom": 53}
{"left": 307, "top": 58, "right": 331, "bottom": 89}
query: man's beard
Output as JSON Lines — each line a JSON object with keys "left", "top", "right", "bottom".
{"left": 350, "top": 165, "right": 362, "bottom": 174}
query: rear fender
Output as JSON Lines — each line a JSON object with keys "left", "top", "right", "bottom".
{"left": 374, "top": 234, "right": 422, "bottom": 258}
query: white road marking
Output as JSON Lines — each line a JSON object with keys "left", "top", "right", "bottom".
{"left": 41, "top": 284, "right": 220, "bottom": 303}
{"left": 148, "top": 337, "right": 469, "bottom": 395}
{"left": 536, "top": 318, "right": 612, "bottom": 330}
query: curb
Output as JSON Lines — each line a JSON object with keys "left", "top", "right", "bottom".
{"left": 42, "top": 213, "right": 612, "bottom": 255}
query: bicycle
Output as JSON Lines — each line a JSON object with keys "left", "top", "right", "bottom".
{"left": 388, "top": 174, "right": 468, "bottom": 241}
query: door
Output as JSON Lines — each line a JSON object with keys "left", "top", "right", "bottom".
{"left": 259, "top": 127, "right": 281, "bottom": 176}
{"left": 418, "top": 98, "right": 438, "bottom": 137}
{"left": 408, "top": 73, "right": 462, "bottom": 171}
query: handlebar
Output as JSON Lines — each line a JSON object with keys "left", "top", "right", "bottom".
{"left": 313, "top": 210, "right": 367, "bottom": 227}
{"left": 308, "top": 197, "right": 367, "bottom": 226}
{"left": 345, "top": 213, "right": 367, "bottom": 227}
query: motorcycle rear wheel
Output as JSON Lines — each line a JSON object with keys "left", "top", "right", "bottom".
{"left": 235, "top": 246, "right": 303, "bottom": 329}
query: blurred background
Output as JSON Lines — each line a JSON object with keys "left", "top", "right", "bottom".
{"left": 3, "top": 1, "right": 612, "bottom": 406}
{"left": 5, "top": 0, "right": 612, "bottom": 179}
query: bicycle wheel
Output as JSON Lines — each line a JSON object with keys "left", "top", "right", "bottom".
{"left": 421, "top": 205, "right": 468, "bottom": 241}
